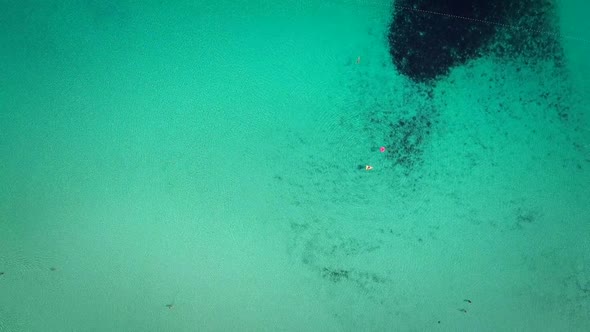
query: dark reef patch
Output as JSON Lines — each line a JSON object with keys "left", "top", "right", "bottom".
{"left": 383, "top": 0, "right": 567, "bottom": 175}
{"left": 389, "top": 0, "right": 501, "bottom": 83}
{"left": 388, "top": 0, "right": 563, "bottom": 84}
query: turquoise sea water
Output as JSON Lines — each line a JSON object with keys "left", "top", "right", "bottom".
{"left": 1, "top": 1, "right": 589, "bottom": 331}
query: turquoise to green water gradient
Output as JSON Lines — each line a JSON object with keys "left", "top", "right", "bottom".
{"left": 1, "top": 1, "right": 589, "bottom": 331}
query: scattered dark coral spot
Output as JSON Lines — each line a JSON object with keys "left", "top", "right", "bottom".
{"left": 515, "top": 208, "right": 538, "bottom": 229}
{"left": 385, "top": 112, "right": 433, "bottom": 172}
{"left": 322, "top": 268, "right": 349, "bottom": 282}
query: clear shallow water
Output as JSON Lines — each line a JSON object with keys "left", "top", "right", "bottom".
{"left": 0, "top": 1, "right": 589, "bottom": 331}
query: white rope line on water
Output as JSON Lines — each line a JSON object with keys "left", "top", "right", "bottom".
{"left": 392, "top": 4, "right": 590, "bottom": 45}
